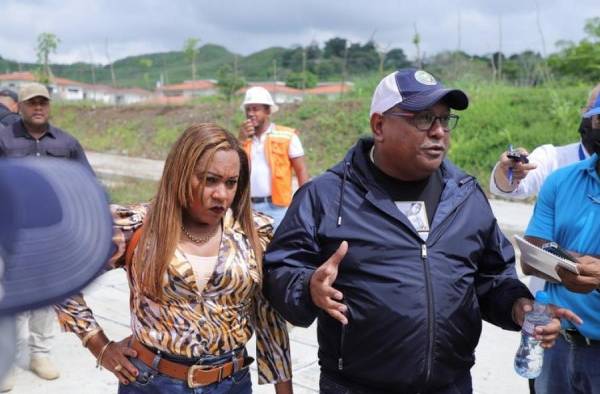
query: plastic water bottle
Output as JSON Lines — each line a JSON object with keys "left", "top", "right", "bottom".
{"left": 514, "top": 291, "right": 552, "bottom": 378}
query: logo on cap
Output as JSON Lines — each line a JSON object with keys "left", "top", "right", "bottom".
{"left": 414, "top": 70, "right": 437, "bottom": 86}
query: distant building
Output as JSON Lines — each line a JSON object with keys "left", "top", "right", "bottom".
{"left": 305, "top": 82, "right": 354, "bottom": 100}
{"left": 0, "top": 71, "right": 152, "bottom": 105}
{"left": 0, "top": 71, "right": 353, "bottom": 106}
{"left": 156, "top": 80, "right": 217, "bottom": 100}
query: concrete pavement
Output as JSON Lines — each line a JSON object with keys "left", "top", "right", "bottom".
{"left": 6, "top": 153, "right": 536, "bottom": 393}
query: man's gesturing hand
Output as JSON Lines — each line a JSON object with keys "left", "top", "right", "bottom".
{"left": 310, "top": 241, "right": 349, "bottom": 325}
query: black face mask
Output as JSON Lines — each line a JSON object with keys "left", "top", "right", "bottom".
{"left": 579, "top": 117, "right": 600, "bottom": 155}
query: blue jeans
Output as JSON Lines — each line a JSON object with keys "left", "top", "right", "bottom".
{"left": 319, "top": 372, "right": 472, "bottom": 394}
{"left": 535, "top": 335, "right": 600, "bottom": 394}
{"left": 118, "top": 351, "right": 252, "bottom": 394}
{"left": 252, "top": 202, "right": 287, "bottom": 230}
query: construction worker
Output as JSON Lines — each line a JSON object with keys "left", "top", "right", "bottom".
{"left": 239, "top": 86, "right": 309, "bottom": 229}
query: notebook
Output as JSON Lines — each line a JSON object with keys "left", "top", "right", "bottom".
{"left": 514, "top": 235, "right": 579, "bottom": 282}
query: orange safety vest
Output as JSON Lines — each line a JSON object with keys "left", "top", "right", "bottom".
{"left": 242, "top": 124, "right": 297, "bottom": 207}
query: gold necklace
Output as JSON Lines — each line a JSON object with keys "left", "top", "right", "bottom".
{"left": 180, "top": 224, "right": 219, "bottom": 244}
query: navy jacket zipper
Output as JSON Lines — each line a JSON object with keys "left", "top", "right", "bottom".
{"left": 338, "top": 322, "right": 346, "bottom": 370}
{"left": 421, "top": 243, "right": 435, "bottom": 387}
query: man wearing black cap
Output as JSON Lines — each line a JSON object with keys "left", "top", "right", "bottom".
{"left": 0, "top": 89, "right": 20, "bottom": 127}
{"left": 263, "top": 68, "right": 578, "bottom": 393}
{"left": 0, "top": 82, "right": 94, "bottom": 391}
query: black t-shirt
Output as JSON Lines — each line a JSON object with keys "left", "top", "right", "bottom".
{"left": 367, "top": 155, "right": 443, "bottom": 226}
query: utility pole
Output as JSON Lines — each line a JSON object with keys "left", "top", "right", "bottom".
{"left": 413, "top": 23, "right": 422, "bottom": 69}
{"left": 302, "top": 46, "right": 307, "bottom": 97}
{"left": 457, "top": 10, "right": 462, "bottom": 52}
{"left": 377, "top": 43, "right": 390, "bottom": 75}
{"left": 498, "top": 14, "right": 503, "bottom": 81}
{"left": 105, "top": 39, "right": 117, "bottom": 88}
{"left": 88, "top": 45, "right": 97, "bottom": 99}
{"left": 341, "top": 40, "right": 348, "bottom": 98}
{"left": 232, "top": 55, "right": 239, "bottom": 100}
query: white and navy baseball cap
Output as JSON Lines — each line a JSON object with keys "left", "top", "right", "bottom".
{"left": 0, "top": 158, "right": 113, "bottom": 316}
{"left": 370, "top": 68, "right": 469, "bottom": 117}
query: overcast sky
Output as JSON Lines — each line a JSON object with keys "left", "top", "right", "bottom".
{"left": 1, "top": 0, "right": 598, "bottom": 65}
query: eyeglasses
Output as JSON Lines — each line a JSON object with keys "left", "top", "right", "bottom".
{"left": 384, "top": 111, "right": 460, "bottom": 131}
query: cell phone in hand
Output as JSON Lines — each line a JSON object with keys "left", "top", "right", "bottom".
{"left": 542, "top": 242, "right": 578, "bottom": 263}
{"left": 506, "top": 151, "right": 530, "bottom": 164}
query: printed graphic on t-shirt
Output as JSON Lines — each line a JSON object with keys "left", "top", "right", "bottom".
{"left": 395, "top": 201, "right": 429, "bottom": 240}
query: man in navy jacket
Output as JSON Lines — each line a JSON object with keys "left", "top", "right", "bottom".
{"left": 263, "top": 69, "right": 578, "bottom": 393}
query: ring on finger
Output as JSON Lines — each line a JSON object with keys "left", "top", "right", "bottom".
{"left": 114, "top": 364, "right": 123, "bottom": 372}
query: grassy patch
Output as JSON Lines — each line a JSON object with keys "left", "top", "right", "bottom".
{"left": 101, "top": 176, "right": 158, "bottom": 205}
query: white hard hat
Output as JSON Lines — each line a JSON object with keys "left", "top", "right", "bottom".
{"left": 240, "top": 86, "right": 279, "bottom": 113}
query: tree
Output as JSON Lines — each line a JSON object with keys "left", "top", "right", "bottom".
{"left": 281, "top": 46, "right": 304, "bottom": 71}
{"left": 384, "top": 48, "right": 410, "bottom": 70}
{"left": 547, "top": 17, "right": 600, "bottom": 82}
{"left": 183, "top": 37, "right": 200, "bottom": 80}
{"left": 216, "top": 64, "right": 246, "bottom": 101}
{"left": 584, "top": 17, "right": 600, "bottom": 41}
{"left": 504, "top": 51, "right": 544, "bottom": 85}
{"left": 285, "top": 71, "right": 318, "bottom": 89}
{"left": 323, "top": 37, "right": 347, "bottom": 59}
{"left": 346, "top": 41, "right": 378, "bottom": 74}
{"left": 139, "top": 58, "right": 154, "bottom": 89}
{"left": 36, "top": 33, "right": 60, "bottom": 84}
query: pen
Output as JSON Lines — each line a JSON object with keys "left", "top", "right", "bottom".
{"left": 507, "top": 144, "right": 513, "bottom": 185}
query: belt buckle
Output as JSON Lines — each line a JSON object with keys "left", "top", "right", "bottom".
{"left": 186, "top": 364, "right": 222, "bottom": 388}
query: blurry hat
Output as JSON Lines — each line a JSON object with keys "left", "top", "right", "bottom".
{"left": 370, "top": 68, "right": 468, "bottom": 117}
{"left": 0, "top": 158, "right": 112, "bottom": 316}
{"left": 583, "top": 94, "right": 600, "bottom": 118}
{"left": 18, "top": 82, "right": 50, "bottom": 102}
{"left": 0, "top": 89, "right": 18, "bottom": 102}
{"left": 240, "top": 86, "right": 279, "bottom": 113}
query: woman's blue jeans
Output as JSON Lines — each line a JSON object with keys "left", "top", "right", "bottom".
{"left": 251, "top": 201, "right": 286, "bottom": 230}
{"left": 117, "top": 351, "right": 252, "bottom": 394}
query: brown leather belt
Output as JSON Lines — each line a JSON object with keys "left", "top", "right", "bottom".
{"left": 131, "top": 338, "right": 251, "bottom": 388}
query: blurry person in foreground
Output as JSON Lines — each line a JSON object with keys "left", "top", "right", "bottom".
{"left": 0, "top": 158, "right": 112, "bottom": 391}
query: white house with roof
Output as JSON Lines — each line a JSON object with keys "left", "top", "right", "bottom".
{"left": 0, "top": 71, "right": 151, "bottom": 105}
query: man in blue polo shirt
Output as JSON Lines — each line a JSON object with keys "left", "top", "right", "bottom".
{"left": 523, "top": 94, "right": 600, "bottom": 394}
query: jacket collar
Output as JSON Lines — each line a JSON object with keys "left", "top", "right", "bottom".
{"left": 329, "top": 137, "right": 477, "bottom": 239}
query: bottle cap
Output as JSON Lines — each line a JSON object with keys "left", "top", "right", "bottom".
{"left": 535, "top": 290, "right": 550, "bottom": 304}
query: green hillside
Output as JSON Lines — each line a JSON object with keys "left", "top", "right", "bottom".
{"left": 1, "top": 44, "right": 241, "bottom": 89}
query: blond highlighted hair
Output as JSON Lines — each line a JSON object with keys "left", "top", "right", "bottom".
{"left": 132, "top": 123, "right": 258, "bottom": 300}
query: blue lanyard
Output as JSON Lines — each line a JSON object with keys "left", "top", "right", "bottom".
{"left": 578, "top": 144, "right": 586, "bottom": 161}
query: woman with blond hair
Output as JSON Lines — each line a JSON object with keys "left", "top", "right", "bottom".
{"left": 56, "top": 123, "right": 293, "bottom": 393}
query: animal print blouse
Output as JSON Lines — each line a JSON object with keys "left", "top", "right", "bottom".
{"left": 55, "top": 204, "right": 292, "bottom": 384}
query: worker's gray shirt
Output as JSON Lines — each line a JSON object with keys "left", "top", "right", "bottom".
{"left": 0, "top": 120, "right": 94, "bottom": 174}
